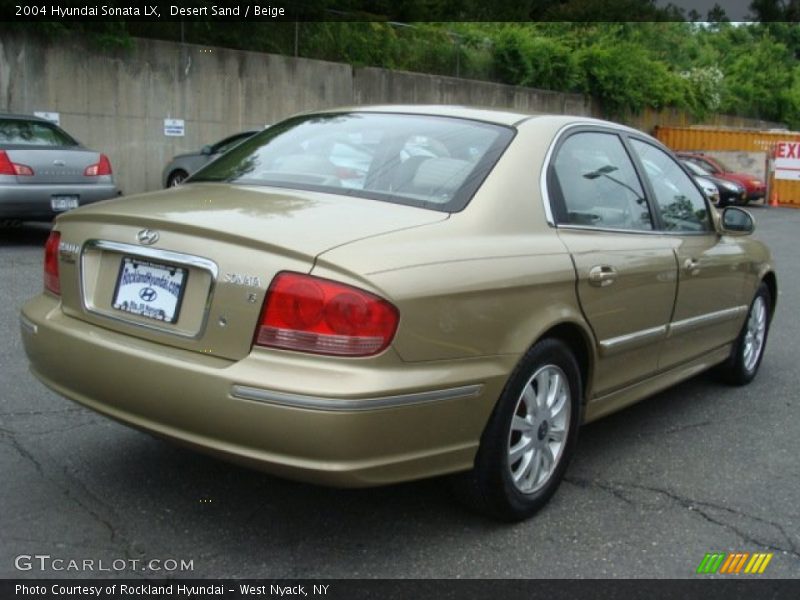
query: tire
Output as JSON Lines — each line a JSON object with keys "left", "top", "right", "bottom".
{"left": 451, "top": 338, "right": 582, "bottom": 521}
{"left": 716, "top": 282, "right": 772, "bottom": 386}
{"left": 166, "top": 170, "right": 189, "bottom": 188}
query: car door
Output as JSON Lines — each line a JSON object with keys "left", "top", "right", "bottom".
{"left": 547, "top": 129, "right": 678, "bottom": 396}
{"left": 629, "top": 139, "right": 749, "bottom": 370}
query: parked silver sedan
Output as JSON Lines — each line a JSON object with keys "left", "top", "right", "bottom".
{"left": 0, "top": 113, "right": 119, "bottom": 223}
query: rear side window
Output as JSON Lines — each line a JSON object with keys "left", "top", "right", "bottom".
{"left": 0, "top": 119, "right": 79, "bottom": 147}
{"left": 191, "top": 112, "right": 514, "bottom": 212}
{"left": 632, "top": 140, "right": 711, "bottom": 233}
{"left": 551, "top": 132, "right": 653, "bottom": 231}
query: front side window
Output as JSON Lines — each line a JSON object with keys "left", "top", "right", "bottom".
{"left": 551, "top": 131, "right": 653, "bottom": 231}
{"left": 632, "top": 140, "right": 711, "bottom": 233}
{"left": 191, "top": 113, "right": 514, "bottom": 212}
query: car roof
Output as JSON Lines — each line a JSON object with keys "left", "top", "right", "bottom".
{"left": 307, "top": 104, "right": 642, "bottom": 133}
{"left": 0, "top": 113, "right": 54, "bottom": 123}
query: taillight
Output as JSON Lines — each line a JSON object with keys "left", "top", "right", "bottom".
{"left": 255, "top": 272, "right": 399, "bottom": 356}
{"left": 84, "top": 154, "right": 112, "bottom": 176}
{"left": 44, "top": 231, "right": 61, "bottom": 295}
{"left": 0, "top": 150, "right": 34, "bottom": 176}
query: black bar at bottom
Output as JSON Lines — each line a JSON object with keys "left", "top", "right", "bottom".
{"left": 2, "top": 579, "right": 800, "bottom": 600}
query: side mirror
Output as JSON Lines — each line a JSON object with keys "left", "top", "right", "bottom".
{"left": 200, "top": 145, "right": 213, "bottom": 156}
{"left": 720, "top": 206, "right": 755, "bottom": 235}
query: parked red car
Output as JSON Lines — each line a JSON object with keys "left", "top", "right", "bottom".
{"left": 677, "top": 152, "right": 766, "bottom": 202}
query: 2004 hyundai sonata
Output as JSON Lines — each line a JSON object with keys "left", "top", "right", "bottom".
{"left": 20, "top": 106, "right": 776, "bottom": 521}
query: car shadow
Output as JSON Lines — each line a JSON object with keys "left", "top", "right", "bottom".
{"left": 575, "top": 372, "right": 727, "bottom": 466}
{"left": 8, "top": 361, "right": 774, "bottom": 578}
{"left": 0, "top": 222, "right": 52, "bottom": 247}
{"left": 71, "top": 370, "right": 727, "bottom": 540}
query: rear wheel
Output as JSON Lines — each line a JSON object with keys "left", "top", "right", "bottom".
{"left": 716, "top": 282, "right": 771, "bottom": 385}
{"left": 167, "top": 170, "right": 189, "bottom": 187}
{"left": 452, "top": 338, "right": 582, "bottom": 521}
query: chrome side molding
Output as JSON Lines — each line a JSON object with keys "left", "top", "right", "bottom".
{"left": 230, "top": 384, "right": 484, "bottom": 412}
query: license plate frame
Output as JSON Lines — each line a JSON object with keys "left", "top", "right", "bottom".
{"left": 111, "top": 256, "right": 188, "bottom": 324}
{"left": 51, "top": 195, "right": 79, "bottom": 212}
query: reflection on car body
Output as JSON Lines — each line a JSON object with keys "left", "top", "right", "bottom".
{"left": 681, "top": 158, "right": 746, "bottom": 207}
{"left": 677, "top": 152, "right": 764, "bottom": 203}
{"left": 21, "top": 107, "right": 776, "bottom": 521}
{"left": 161, "top": 130, "right": 260, "bottom": 188}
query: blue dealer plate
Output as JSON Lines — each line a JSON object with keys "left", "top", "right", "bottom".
{"left": 112, "top": 257, "right": 188, "bottom": 324}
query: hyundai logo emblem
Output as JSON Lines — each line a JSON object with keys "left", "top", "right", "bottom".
{"left": 53, "top": 159, "right": 65, "bottom": 167}
{"left": 139, "top": 287, "right": 158, "bottom": 302}
{"left": 137, "top": 229, "right": 159, "bottom": 245}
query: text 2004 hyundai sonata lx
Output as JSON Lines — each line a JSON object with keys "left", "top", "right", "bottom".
{"left": 20, "top": 106, "right": 776, "bottom": 520}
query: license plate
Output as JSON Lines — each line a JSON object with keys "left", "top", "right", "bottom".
{"left": 112, "top": 257, "right": 188, "bottom": 324}
{"left": 51, "top": 195, "right": 79, "bottom": 212}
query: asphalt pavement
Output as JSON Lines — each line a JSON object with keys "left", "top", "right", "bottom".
{"left": 1, "top": 208, "right": 798, "bottom": 579}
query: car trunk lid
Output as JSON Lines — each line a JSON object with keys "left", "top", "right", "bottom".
{"left": 54, "top": 184, "right": 447, "bottom": 361}
{"left": 4, "top": 147, "right": 104, "bottom": 184}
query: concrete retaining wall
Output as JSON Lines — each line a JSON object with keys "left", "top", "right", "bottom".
{"left": 0, "top": 32, "right": 784, "bottom": 195}
{"left": 0, "top": 34, "right": 353, "bottom": 194}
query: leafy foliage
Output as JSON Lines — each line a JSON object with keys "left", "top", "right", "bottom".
{"left": 3, "top": 12, "right": 800, "bottom": 128}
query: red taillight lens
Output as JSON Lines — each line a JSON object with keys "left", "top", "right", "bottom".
{"left": 0, "top": 150, "right": 33, "bottom": 176}
{"left": 0, "top": 151, "right": 12, "bottom": 175}
{"left": 84, "top": 154, "right": 112, "bottom": 176}
{"left": 44, "top": 231, "right": 61, "bottom": 295}
{"left": 255, "top": 272, "right": 399, "bottom": 356}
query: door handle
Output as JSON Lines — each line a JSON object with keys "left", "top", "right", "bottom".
{"left": 588, "top": 265, "right": 617, "bottom": 287}
{"left": 683, "top": 258, "right": 700, "bottom": 276}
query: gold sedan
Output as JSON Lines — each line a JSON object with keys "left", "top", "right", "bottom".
{"left": 20, "top": 106, "right": 776, "bottom": 521}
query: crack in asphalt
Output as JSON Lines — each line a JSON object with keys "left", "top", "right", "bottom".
{"left": 564, "top": 476, "right": 635, "bottom": 506}
{"left": 0, "top": 428, "right": 46, "bottom": 479}
{"left": 565, "top": 476, "right": 800, "bottom": 559}
{"left": 0, "top": 427, "right": 144, "bottom": 573}
{"left": 0, "top": 408, "right": 85, "bottom": 418}
{"left": 6, "top": 420, "right": 105, "bottom": 437}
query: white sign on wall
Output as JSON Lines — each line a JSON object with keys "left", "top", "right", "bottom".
{"left": 774, "top": 141, "right": 800, "bottom": 181}
{"left": 34, "top": 111, "right": 60, "bottom": 125}
{"left": 164, "top": 119, "right": 185, "bottom": 137}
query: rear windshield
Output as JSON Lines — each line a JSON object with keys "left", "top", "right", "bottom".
{"left": 0, "top": 119, "right": 79, "bottom": 147}
{"left": 190, "top": 112, "right": 515, "bottom": 212}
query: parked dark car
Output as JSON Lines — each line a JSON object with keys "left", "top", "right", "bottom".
{"left": 0, "top": 113, "right": 119, "bottom": 223}
{"left": 677, "top": 152, "right": 765, "bottom": 203}
{"left": 162, "top": 130, "right": 259, "bottom": 188}
{"left": 681, "top": 159, "right": 747, "bottom": 207}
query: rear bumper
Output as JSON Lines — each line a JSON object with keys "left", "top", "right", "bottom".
{"left": 0, "top": 183, "right": 119, "bottom": 219}
{"left": 20, "top": 294, "right": 513, "bottom": 486}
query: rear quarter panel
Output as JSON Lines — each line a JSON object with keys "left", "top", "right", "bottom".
{"left": 313, "top": 116, "right": 594, "bottom": 364}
